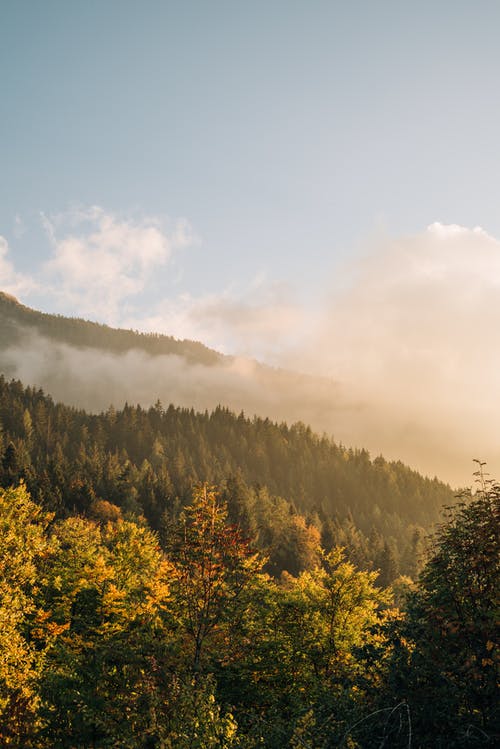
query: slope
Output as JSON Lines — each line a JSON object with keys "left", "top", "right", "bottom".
{"left": 0, "top": 290, "right": 350, "bottom": 441}
{"left": 0, "top": 375, "right": 455, "bottom": 579}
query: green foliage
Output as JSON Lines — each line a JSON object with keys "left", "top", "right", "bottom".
{"left": 0, "top": 375, "right": 454, "bottom": 576}
{"left": 159, "top": 675, "right": 240, "bottom": 749}
{"left": 1, "top": 350, "right": 495, "bottom": 747}
{"left": 37, "top": 514, "right": 175, "bottom": 746}
{"left": 0, "top": 483, "right": 52, "bottom": 745}
{"left": 169, "top": 486, "right": 262, "bottom": 671}
{"left": 385, "top": 478, "right": 500, "bottom": 746}
{"left": 0, "top": 473, "right": 496, "bottom": 747}
{"left": 213, "top": 549, "right": 393, "bottom": 748}
{"left": 0, "top": 291, "right": 221, "bottom": 365}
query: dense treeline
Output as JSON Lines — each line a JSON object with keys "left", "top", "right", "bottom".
{"left": 0, "top": 291, "right": 221, "bottom": 364}
{"left": 0, "top": 376, "right": 453, "bottom": 580}
{"left": 0, "top": 480, "right": 498, "bottom": 747}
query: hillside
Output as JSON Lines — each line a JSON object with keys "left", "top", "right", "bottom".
{"left": 1, "top": 292, "right": 477, "bottom": 485}
{"left": 0, "top": 375, "right": 454, "bottom": 579}
{"left": 0, "top": 291, "right": 351, "bottom": 436}
{"left": 0, "top": 291, "right": 222, "bottom": 364}
{"left": 0, "top": 299, "right": 485, "bottom": 747}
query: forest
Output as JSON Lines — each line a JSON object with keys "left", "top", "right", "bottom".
{"left": 0, "top": 292, "right": 222, "bottom": 365}
{"left": 0, "top": 375, "right": 498, "bottom": 746}
{"left": 2, "top": 1, "right": 499, "bottom": 744}
{"left": 0, "top": 291, "right": 403, "bottom": 452}
{"left": 0, "top": 376, "right": 454, "bottom": 581}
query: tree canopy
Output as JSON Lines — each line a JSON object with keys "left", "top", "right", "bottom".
{"left": 0, "top": 474, "right": 496, "bottom": 747}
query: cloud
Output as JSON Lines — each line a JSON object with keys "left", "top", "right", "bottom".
{"left": 123, "top": 279, "right": 306, "bottom": 361}
{"left": 298, "top": 222, "right": 500, "bottom": 484}
{"left": 3, "top": 213, "right": 500, "bottom": 485}
{"left": 1, "top": 326, "right": 344, "bottom": 439}
{"left": 0, "top": 236, "right": 36, "bottom": 296}
{"left": 40, "top": 206, "right": 196, "bottom": 322}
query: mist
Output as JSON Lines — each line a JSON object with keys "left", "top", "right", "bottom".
{"left": 125, "top": 221, "right": 499, "bottom": 487}
{"left": 289, "top": 223, "right": 500, "bottom": 486}
{"left": 1, "top": 324, "right": 354, "bottom": 440}
{"left": 2, "top": 222, "right": 499, "bottom": 487}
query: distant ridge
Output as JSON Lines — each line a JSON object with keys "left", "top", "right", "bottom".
{"left": 0, "top": 291, "right": 223, "bottom": 365}
{"left": 0, "top": 291, "right": 346, "bottom": 431}
{"left": 0, "top": 292, "right": 461, "bottom": 485}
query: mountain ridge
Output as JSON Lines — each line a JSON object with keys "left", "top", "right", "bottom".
{"left": 0, "top": 291, "right": 224, "bottom": 365}
{"left": 0, "top": 290, "right": 355, "bottom": 445}
{"left": 0, "top": 373, "right": 454, "bottom": 578}
{"left": 0, "top": 291, "right": 462, "bottom": 485}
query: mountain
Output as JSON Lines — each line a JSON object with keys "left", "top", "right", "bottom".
{"left": 0, "top": 292, "right": 458, "bottom": 575}
{"left": 0, "top": 291, "right": 468, "bottom": 485}
{"left": 0, "top": 375, "right": 454, "bottom": 579}
{"left": 0, "top": 290, "right": 349, "bottom": 437}
{"left": 0, "top": 290, "right": 223, "bottom": 364}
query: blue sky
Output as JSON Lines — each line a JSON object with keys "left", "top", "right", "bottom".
{"left": 3, "top": 1, "right": 500, "bottom": 480}
{"left": 2, "top": 1, "right": 500, "bottom": 323}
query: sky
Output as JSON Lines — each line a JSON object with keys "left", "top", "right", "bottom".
{"left": 2, "top": 1, "right": 500, "bottom": 483}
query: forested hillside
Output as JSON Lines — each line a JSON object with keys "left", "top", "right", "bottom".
{"left": 0, "top": 291, "right": 221, "bottom": 364}
{"left": 0, "top": 292, "right": 355, "bottom": 442}
{"left": 0, "top": 376, "right": 453, "bottom": 580}
{"left": 3, "top": 295, "right": 496, "bottom": 747}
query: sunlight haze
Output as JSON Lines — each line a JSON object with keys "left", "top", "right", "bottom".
{"left": 2, "top": 1, "right": 500, "bottom": 485}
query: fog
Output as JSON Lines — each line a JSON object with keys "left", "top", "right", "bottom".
{"left": 293, "top": 223, "right": 500, "bottom": 486}
{"left": 1, "top": 325, "right": 352, "bottom": 440}
{"left": 2, "top": 222, "right": 500, "bottom": 487}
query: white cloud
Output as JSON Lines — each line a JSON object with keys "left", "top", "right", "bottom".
{"left": 0, "top": 236, "right": 36, "bottom": 296}
{"left": 40, "top": 206, "right": 195, "bottom": 322}
{"left": 299, "top": 222, "right": 500, "bottom": 483}
{"left": 123, "top": 279, "right": 306, "bottom": 360}
{"left": 4, "top": 211, "right": 500, "bottom": 484}
{"left": 1, "top": 328, "right": 344, "bottom": 445}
